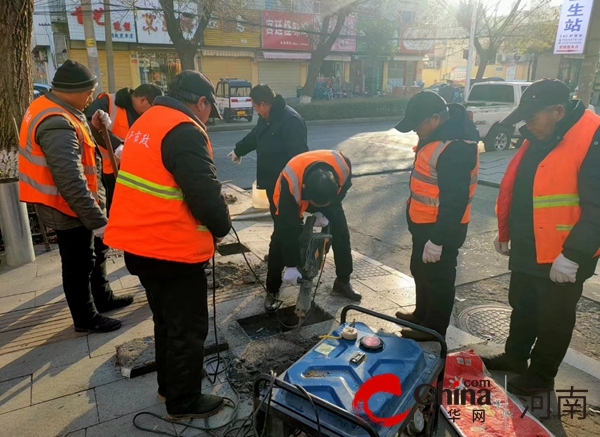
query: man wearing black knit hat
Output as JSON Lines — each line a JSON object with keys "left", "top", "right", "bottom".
{"left": 18, "top": 60, "right": 134, "bottom": 333}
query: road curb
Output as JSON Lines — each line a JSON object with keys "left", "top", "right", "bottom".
{"left": 207, "top": 116, "right": 399, "bottom": 133}
{"left": 477, "top": 180, "right": 501, "bottom": 188}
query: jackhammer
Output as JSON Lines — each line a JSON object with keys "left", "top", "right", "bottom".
{"left": 294, "top": 215, "right": 332, "bottom": 325}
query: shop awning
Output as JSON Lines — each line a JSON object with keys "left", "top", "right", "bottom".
{"left": 201, "top": 50, "right": 255, "bottom": 58}
{"left": 393, "top": 55, "right": 426, "bottom": 61}
{"left": 260, "top": 52, "right": 311, "bottom": 60}
{"left": 324, "top": 55, "right": 351, "bottom": 62}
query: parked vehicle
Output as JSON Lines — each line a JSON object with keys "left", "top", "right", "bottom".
{"left": 215, "top": 78, "right": 253, "bottom": 123}
{"left": 466, "top": 81, "right": 531, "bottom": 152}
{"left": 33, "top": 83, "right": 51, "bottom": 99}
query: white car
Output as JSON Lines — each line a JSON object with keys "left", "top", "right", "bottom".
{"left": 466, "top": 81, "right": 531, "bottom": 152}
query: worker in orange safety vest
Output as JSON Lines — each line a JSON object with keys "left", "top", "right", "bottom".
{"left": 394, "top": 90, "right": 480, "bottom": 342}
{"left": 482, "top": 79, "right": 600, "bottom": 397}
{"left": 85, "top": 84, "right": 163, "bottom": 210}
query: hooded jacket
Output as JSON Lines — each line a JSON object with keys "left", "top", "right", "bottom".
{"left": 408, "top": 103, "right": 480, "bottom": 248}
{"left": 234, "top": 95, "right": 308, "bottom": 192}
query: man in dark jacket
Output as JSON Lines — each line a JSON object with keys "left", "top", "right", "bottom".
{"left": 483, "top": 79, "right": 600, "bottom": 396}
{"left": 105, "top": 71, "right": 231, "bottom": 419}
{"left": 18, "top": 60, "right": 133, "bottom": 333}
{"left": 228, "top": 84, "right": 308, "bottom": 216}
{"left": 269, "top": 150, "right": 360, "bottom": 311}
{"left": 85, "top": 84, "right": 163, "bottom": 209}
{"left": 394, "top": 91, "right": 480, "bottom": 341}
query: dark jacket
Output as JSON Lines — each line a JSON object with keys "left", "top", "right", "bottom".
{"left": 234, "top": 95, "right": 308, "bottom": 191}
{"left": 84, "top": 87, "right": 140, "bottom": 151}
{"left": 407, "top": 103, "right": 480, "bottom": 248}
{"left": 124, "top": 96, "right": 231, "bottom": 277}
{"left": 34, "top": 91, "right": 107, "bottom": 231}
{"left": 509, "top": 100, "right": 600, "bottom": 281}
{"left": 276, "top": 157, "right": 352, "bottom": 267}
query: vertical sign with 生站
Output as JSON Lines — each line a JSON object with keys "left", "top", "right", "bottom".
{"left": 262, "top": 10, "right": 312, "bottom": 51}
{"left": 554, "top": 0, "right": 593, "bottom": 54}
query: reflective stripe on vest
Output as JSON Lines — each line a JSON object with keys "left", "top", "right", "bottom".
{"left": 274, "top": 150, "right": 350, "bottom": 217}
{"left": 409, "top": 140, "right": 479, "bottom": 224}
{"left": 104, "top": 105, "right": 215, "bottom": 264}
{"left": 18, "top": 95, "right": 98, "bottom": 217}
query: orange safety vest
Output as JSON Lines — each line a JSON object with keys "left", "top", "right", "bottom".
{"left": 97, "top": 92, "right": 130, "bottom": 175}
{"left": 497, "top": 109, "right": 600, "bottom": 263}
{"left": 408, "top": 140, "right": 479, "bottom": 224}
{"left": 104, "top": 105, "right": 216, "bottom": 264}
{"left": 273, "top": 150, "right": 351, "bottom": 217}
{"left": 18, "top": 95, "right": 99, "bottom": 217}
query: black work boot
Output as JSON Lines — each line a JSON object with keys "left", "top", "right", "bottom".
{"left": 401, "top": 328, "right": 438, "bottom": 342}
{"left": 481, "top": 353, "right": 528, "bottom": 375}
{"left": 74, "top": 314, "right": 122, "bottom": 333}
{"left": 167, "top": 394, "right": 226, "bottom": 420}
{"left": 264, "top": 292, "right": 281, "bottom": 312}
{"left": 507, "top": 373, "right": 554, "bottom": 396}
{"left": 95, "top": 295, "right": 134, "bottom": 313}
{"left": 394, "top": 310, "right": 421, "bottom": 325}
{"left": 332, "top": 278, "right": 361, "bottom": 301}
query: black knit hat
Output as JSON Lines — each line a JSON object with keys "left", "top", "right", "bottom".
{"left": 52, "top": 60, "right": 98, "bottom": 93}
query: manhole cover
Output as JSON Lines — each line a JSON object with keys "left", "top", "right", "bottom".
{"left": 457, "top": 305, "right": 512, "bottom": 344}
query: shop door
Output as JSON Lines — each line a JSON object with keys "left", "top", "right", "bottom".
{"left": 202, "top": 57, "right": 252, "bottom": 84}
{"left": 258, "top": 62, "right": 302, "bottom": 97}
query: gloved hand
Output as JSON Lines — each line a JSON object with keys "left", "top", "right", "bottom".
{"left": 422, "top": 240, "right": 443, "bottom": 264}
{"left": 550, "top": 253, "right": 579, "bottom": 283}
{"left": 494, "top": 234, "right": 510, "bottom": 256}
{"left": 282, "top": 267, "right": 302, "bottom": 285}
{"left": 93, "top": 225, "right": 106, "bottom": 239}
{"left": 228, "top": 151, "right": 242, "bottom": 164}
{"left": 91, "top": 109, "right": 111, "bottom": 130}
{"left": 312, "top": 212, "right": 329, "bottom": 228}
{"left": 115, "top": 144, "right": 124, "bottom": 160}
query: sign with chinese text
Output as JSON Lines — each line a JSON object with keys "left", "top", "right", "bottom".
{"left": 262, "top": 10, "right": 312, "bottom": 51}
{"left": 399, "top": 28, "right": 435, "bottom": 54}
{"left": 313, "top": 14, "right": 357, "bottom": 52}
{"left": 66, "top": 0, "right": 136, "bottom": 42}
{"left": 135, "top": 0, "right": 199, "bottom": 45}
{"left": 554, "top": 0, "right": 593, "bottom": 54}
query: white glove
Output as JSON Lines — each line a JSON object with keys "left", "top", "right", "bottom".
{"left": 93, "top": 225, "right": 106, "bottom": 239}
{"left": 550, "top": 253, "right": 579, "bottom": 283}
{"left": 92, "top": 109, "right": 111, "bottom": 129}
{"left": 494, "top": 234, "right": 510, "bottom": 256}
{"left": 282, "top": 267, "right": 302, "bottom": 285}
{"left": 114, "top": 144, "right": 124, "bottom": 159}
{"left": 312, "top": 212, "right": 329, "bottom": 228}
{"left": 422, "top": 240, "right": 443, "bottom": 264}
{"left": 228, "top": 151, "right": 242, "bottom": 164}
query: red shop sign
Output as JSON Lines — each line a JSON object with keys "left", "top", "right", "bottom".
{"left": 262, "top": 10, "right": 312, "bottom": 51}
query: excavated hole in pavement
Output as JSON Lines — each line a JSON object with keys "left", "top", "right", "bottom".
{"left": 237, "top": 304, "right": 334, "bottom": 340}
{"left": 216, "top": 241, "right": 251, "bottom": 256}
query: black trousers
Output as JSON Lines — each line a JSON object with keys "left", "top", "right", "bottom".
{"left": 138, "top": 268, "right": 209, "bottom": 412}
{"left": 266, "top": 191, "right": 353, "bottom": 294}
{"left": 505, "top": 271, "right": 583, "bottom": 380}
{"left": 54, "top": 226, "right": 114, "bottom": 326}
{"left": 410, "top": 236, "right": 459, "bottom": 336}
{"left": 103, "top": 172, "right": 116, "bottom": 215}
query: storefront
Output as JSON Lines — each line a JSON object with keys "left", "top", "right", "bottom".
{"left": 68, "top": 46, "right": 140, "bottom": 91}
{"left": 137, "top": 51, "right": 181, "bottom": 91}
{"left": 558, "top": 55, "right": 584, "bottom": 93}
{"left": 387, "top": 59, "right": 419, "bottom": 89}
{"left": 201, "top": 51, "right": 254, "bottom": 84}
{"left": 257, "top": 52, "right": 307, "bottom": 97}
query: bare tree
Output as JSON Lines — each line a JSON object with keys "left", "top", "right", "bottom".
{"left": 0, "top": 0, "right": 33, "bottom": 179}
{"left": 298, "top": 0, "right": 360, "bottom": 103}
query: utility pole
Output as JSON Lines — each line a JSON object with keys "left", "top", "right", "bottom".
{"left": 576, "top": 0, "right": 600, "bottom": 107}
{"left": 104, "top": 0, "right": 116, "bottom": 93}
{"left": 81, "top": 0, "right": 102, "bottom": 95}
{"left": 465, "top": 1, "right": 477, "bottom": 99}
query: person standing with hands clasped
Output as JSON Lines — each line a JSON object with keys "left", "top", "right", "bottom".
{"left": 18, "top": 60, "right": 133, "bottom": 333}
{"left": 482, "top": 79, "right": 600, "bottom": 396}
{"left": 105, "top": 71, "right": 231, "bottom": 420}
{"left": 393, "top": 91, "right": 480, "bottom": 342}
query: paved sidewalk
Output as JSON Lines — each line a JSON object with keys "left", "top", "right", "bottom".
{"left": 1, "top": 186, "right": 599, "bottom": 437}
{"left": 478, "top": 149, "right": 517, "bottom": 187}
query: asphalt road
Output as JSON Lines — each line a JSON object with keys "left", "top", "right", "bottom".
{"left": 211, "top": 121, "right": 510, "bottom": 286}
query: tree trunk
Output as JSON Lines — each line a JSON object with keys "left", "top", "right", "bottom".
{"left": 476, "top": 57, "right": 488, "bottom": 79}
{"left": 531, "top": 54, "right": 538, "bottom": 81}
{"left": 300, "top": 48, "right": 329, "bottom": 104}
{"left": 371, "top": 56, "right": 377, "bottom": 95}
{"left": 0, "top": 0, "right": 33, "bottom": 179}
{"left": 174, "top": 43, "right": 197, "bottom": 71}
